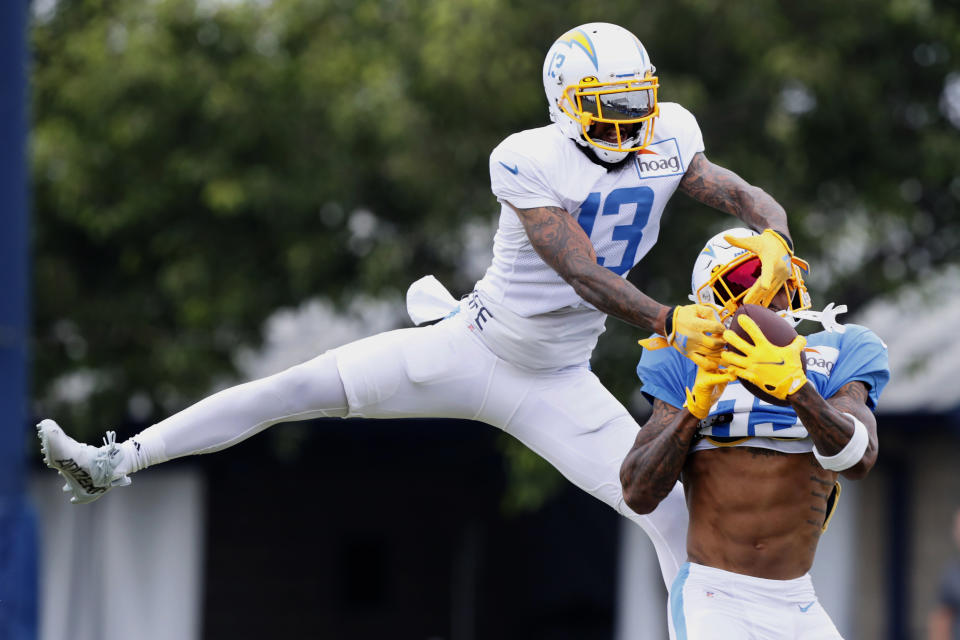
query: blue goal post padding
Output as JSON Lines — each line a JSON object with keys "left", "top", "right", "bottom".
{"left": 0, "top": 1, "right": 38, "bottom": 638}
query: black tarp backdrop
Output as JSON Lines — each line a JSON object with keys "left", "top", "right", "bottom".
{"left": 199, "top": 418, "right": 621, "bottom": 640}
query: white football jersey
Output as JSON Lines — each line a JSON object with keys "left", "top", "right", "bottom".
{"left": 471, "top": 102, "right": 705, "bottom": 369}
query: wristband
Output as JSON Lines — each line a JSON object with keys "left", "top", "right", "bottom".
{"left": 813, "top": 413, "right": 868, "bottom": 471}
{"left": 664, "top": 306, "right": 675, "bottom": 337}
{"left": 771, "top": 229, "right": 794, "bottom": 252}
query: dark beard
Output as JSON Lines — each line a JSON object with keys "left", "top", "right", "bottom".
{"left": 575, "top": 141, "right": 636, "bottom": 171}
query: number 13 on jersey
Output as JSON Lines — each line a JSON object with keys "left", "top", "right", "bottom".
{"left": 575, "top": 186, "right": 655, "bottom": 276}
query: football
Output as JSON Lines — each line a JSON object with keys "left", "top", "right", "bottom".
{"left": 727, "top": 304, "right": 806, "bottom": 406}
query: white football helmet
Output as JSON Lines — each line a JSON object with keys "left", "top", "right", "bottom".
{"left": 691, "top": 228, "right": 812, "bottom": 323}
{"left": 543, "top": 22, "right": 659, "bottom": 164}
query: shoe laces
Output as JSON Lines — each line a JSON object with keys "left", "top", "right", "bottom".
{"left": 90, "top": 430, "right": 123, "bottom": 486}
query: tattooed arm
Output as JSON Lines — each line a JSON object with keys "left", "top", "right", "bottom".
{"left": 789, "top": 380, "right": 879, "bottom": 480}
{"left": 508, "top": 202, "right": 672, "bottom": 334}
{"left": 620, "top": 399, "right": 701, "bottom": 514}
{"left": 679, "top": 152, "right": 791, "bottom": 242}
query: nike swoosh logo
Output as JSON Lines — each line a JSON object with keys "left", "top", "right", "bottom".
{"left": 757, "top": 360, "right": 785, "bottom": 366}
{"left": 799, "top": 601, "right": 815, "bottom": 612}
{"left": 499, "top": 161, "right": 519, "bottom": 175}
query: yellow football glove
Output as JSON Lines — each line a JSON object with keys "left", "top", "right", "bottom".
{"left": 724, "top": 229, "right": 793, "bottom": 307}
{"left": 684, "top": 366, "right": 736, "bottom": 420}
{"left": 720, "top": 315, "right": 809, "bottom": 401}
{"left": 638, "top": 304, "right": 726, "bottom": 370}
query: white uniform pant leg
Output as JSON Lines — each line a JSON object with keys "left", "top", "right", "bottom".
{"left": 333, "top": 317, "right": 688, "bottom": 588}
{"left": 475, "top": 361, "right": 687, "bottom": 589}
{"left": 127, "top": 345, "right": 351, "bottom": 466}
{"left": 668, "top": 562, "right": 843, "bottom": 640}
{"left": 331, "top": 319, "right": 496, "bottom": 420}
{"left": 133, "top": 316, "right": 483, "bottom": 467}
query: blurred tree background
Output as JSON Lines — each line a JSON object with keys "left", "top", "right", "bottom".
{"left": 30, "top": 0, "right": 959, "bottom": 509}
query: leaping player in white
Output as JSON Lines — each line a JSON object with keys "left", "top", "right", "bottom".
{"left": 39, "top": 22, "right": 798, "bottom": 589}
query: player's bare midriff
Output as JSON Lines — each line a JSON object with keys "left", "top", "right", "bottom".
{"left": 682, "top": 445, "right": 839, "bottom": 580}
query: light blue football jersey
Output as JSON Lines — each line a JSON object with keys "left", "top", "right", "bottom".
{"left": 636, "top": 324, "right": 890, "bottom": 440}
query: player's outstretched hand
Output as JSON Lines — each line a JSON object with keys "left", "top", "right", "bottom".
{"left": 725, "top": 229, "right": 793, "bottom": 307}
{"left": 721, "top": 315, "right": 808, "bottom": 401}
{"left": 667, "top": 303, "right": 726, "bottom": 369}
{"left": 684, "top": 366, "right": 736, "bottom": 420}
{"left": 638, "top": 304, "right": 725, "bottom": 369}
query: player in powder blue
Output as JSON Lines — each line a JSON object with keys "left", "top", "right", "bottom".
{"left": 621, "top": 228, "right": 890, "bottom": 639}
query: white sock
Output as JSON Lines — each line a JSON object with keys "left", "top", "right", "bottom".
{"left": 118, "top": 429, "right": 168, "bottom": 474}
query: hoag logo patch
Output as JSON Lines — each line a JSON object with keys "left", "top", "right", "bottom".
{"left": 804, "top": 346, "right": 839, "bottom": 376}
{"left": 634, "top": 138, "right": 685, "bottom": 179}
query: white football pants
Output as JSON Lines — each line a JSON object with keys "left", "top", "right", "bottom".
{"left": 129, "top": 313, "right": 689, "bottom": 587}
{"left": 668, "top": 562, "right": 843, "bottom": 640}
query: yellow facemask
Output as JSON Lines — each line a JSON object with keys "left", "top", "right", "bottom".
{"left": 695, "top": 252, "right": 812, "bottom": 323}
{"left": 557, "top": 73, "right": 660, "bottom": 154}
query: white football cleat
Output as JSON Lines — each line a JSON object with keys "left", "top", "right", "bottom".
{"left": 37, "top": 419, "right": 132, "bottom": 504}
